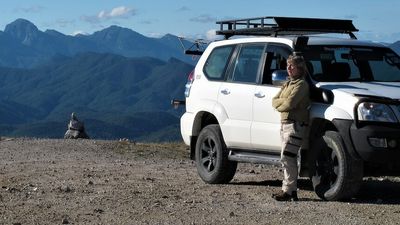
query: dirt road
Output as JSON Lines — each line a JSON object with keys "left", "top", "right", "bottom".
{"left": 1, "top": 138, "right": 400, "bottom": 225}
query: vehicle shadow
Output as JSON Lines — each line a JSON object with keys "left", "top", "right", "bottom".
{"left": 355, "top": 179, "right": 400, "bottom": 204}
{"left": 231, "top": 178, "right": 400, "bottom": 204}
{"left": 231, "top": 178, "right": 314, "bottom": 191}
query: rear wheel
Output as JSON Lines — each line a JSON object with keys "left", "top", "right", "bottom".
{"left": 311, "top": 131, "right": 363, "bottom": 201}
{"left": 195, "top": 125, "right": 237, "bottom": 184}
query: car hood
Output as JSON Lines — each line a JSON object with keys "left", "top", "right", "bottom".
{"left": 317, "top": 82, "right": 400, "bottom": 99}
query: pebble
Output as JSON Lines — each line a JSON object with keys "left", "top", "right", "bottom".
{"left": 62, "top": 218, "right": 69, "bottom": 224}
{"left": 59, "top": 185, "right": 72, "bottom": 193}
{"left": 94, "top": 208, "right": 104, "bottom": 214}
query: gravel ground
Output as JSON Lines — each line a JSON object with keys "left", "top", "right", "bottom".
{"left": 1, "top": 138, "right": 400, "bottom": 225}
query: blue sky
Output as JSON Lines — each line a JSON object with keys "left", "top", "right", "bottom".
{"left": 0, "top": 0, "right": 399, "bottom": 43}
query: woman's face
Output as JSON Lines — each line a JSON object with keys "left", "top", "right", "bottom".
{"left": 287, "top": 62, "right": 299, "bottom": 78}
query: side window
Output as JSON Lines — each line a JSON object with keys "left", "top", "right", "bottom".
{"left": 262, "top": 44, "right": 291, "bottom": 85}
{"left": 230, "top": 44, "right": 265, "bottom": 84}
{"left": 203, "top": 45, "right": 234, "bottom": 80}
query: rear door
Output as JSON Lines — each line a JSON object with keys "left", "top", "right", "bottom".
{"left": 218, "top": 43, "right": 266, "bottom": 148}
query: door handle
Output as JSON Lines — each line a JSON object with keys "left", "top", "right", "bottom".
{"left": 221, "top": 89, "right": 230, "bottom": 95}
{"left": 254, "top": 92, "right": 265, "bottom": 98}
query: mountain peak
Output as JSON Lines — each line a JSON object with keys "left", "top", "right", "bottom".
{"left": 45, "top": 29, "right": 65, "bottom": 37}
{"left": 4, "top": 18, "right": 40, "bottom": 44}
{"left": 91, "top": 25, "right": 144, "bottom": 43}
{"left": 5, "top": 18, "right": 39, "bottom": 33}
{"left": 161, "top": 33, "right": 177, "bottom": 39}
{"left": 98, "top": 25, "right": 142, "bottom": 36}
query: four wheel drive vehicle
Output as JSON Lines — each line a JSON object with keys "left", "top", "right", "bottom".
{"left": 179, "top": 17, "right": 400, "bottom": 201}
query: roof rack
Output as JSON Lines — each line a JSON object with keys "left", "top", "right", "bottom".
{"left": 216, "top": 16, "right": 358, "bottom": 39}
{"left": 177, "top": 37, "right": 208, "bottom": 55}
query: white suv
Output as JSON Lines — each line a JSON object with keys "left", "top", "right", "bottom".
{"left": 179, "top": 17, "right": 400, "bottom": 201}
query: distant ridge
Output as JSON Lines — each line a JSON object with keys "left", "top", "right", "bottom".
{"left": 0, "top": 52, "right": 193, "bottom": 141}
{"left": 0, "top": 18, "right": 195, "bottom": 68}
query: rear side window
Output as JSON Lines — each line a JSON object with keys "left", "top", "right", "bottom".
{"left": 230, "top": 44, "right": 265, "bottom": 84}
{"left": 203, "top": 45, "right": 234, "bottom": 80}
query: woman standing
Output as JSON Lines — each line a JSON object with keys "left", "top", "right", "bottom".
{"left": 272, "top": 54, "right": 310, "bottom": 201}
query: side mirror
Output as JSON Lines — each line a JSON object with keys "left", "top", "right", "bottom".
{"left": 272, "top": 70, "right": 288, "bottom": 86}
{"left": 321, "top": 89, "right": 334, "bottom": 104}
{"left": 310, "top": 86, "right": 334, "bottom": 104}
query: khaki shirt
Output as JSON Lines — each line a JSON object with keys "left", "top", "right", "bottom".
{"left": 272, "top": 77, "right": 310, "bottom": 123}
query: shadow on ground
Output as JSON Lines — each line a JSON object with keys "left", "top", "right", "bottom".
{"left": 231, "top": 178, "right": 313, "bottom": 191}
{"left": 356, "top": 179, "right": 400, "bottom": 204}
{"left": 232, "top": 178, "right": 400, "bottom": 204}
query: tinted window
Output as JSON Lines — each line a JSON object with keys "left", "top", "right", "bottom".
{"left": 230, "top": 44, "right": 265, "bottom": 84}
{"left": 203, "top": 45, "right": 234, "bottom": 80}
{"left": 262, "top": 44, "right": 291, "bottom": 85}
{"left": 304, "top": 46, "right": 400, "bottom": 82}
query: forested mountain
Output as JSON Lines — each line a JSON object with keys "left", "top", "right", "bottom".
{"left": 0, "top": 53, "right": 193, "bottom": 140}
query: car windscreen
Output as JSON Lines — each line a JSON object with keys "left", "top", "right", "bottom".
{"left": 303, "top": 46, "right": 400, "bottom": 82}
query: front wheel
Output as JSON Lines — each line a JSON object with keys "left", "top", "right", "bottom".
{"left": 311, "top": 131, "right": 363, "bottom": 201}
{"left": 195, "top": 125, "right": 237, "bottom": 184}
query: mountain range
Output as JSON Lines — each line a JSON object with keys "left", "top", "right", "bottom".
{"left": 0, "top": 18, "right": 195, "bottom": 68}
{"left": 0, "top": 19, "right": 195, "bottom": 141}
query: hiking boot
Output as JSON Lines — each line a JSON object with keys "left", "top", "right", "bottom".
{"left": 272, "top": 191, "right": 298, "bottom": 201}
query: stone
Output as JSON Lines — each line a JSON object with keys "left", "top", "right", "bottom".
{"left": 64, "top": 112, "right": 89, "bottom": 139}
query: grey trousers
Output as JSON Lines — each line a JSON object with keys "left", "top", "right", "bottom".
{"left": 280, "top": 122, "right": 306, "bottom": 194}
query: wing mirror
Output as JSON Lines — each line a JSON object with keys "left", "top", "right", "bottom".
{"left": 272, "top": 70, "right": 288, "bottom": 86}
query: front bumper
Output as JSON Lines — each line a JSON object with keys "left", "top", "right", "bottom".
{"left": 350, "top": 122, "right": 400, "bottom": 164}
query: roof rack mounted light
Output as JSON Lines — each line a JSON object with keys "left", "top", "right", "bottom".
{"left": 216, "top": 16, "right": 359, "bottom": 39}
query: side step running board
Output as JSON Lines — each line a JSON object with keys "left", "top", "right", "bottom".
{"left": 228, "top": 150, "right": 281, "bottom": 166}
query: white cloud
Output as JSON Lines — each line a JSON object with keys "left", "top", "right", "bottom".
{"left": 111, "top": 6, "right": 133, "bottom": 17}
{"left": 97, "top": 6, "right": 135, "bottom": 20}
{"left": 82, "top": 6, "right": 136, "bottom": 24}
{"left": 206, "top": 29, "right": 218, "bottom": 41}
{"left": 98, "top": 11, "right": 107, "bottom": 19}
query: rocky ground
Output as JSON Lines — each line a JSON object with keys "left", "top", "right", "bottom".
{"left": 1, "top": 138, "right": 400, "bottom": 225}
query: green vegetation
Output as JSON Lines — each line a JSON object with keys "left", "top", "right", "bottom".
{"left": 0, "top": 53, "right": 193, "bottom": 141}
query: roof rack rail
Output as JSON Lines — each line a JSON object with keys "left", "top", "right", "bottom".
{"left": 216, "top": 16, "right": 358, "bottom": 39}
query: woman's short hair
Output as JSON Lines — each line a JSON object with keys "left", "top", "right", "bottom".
{"left": 287, "top": 54, "right": 308, "bottom": 76}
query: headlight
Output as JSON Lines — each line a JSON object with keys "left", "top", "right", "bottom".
{"left": 357, "top": 102, "right": 398, "bottom": 123}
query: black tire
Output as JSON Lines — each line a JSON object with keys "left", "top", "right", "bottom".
{"left": 195, "top": 124, "right": 237, "bottom": 184}
{"left": 311, "top": 131, "right": 363, "bottom": 201}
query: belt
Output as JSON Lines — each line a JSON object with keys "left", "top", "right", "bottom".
{"left": 281, "top": 119, "right": 295, "bottom": 124}
{"left": 281, "top": 120, "right": 309, "bottom": 126}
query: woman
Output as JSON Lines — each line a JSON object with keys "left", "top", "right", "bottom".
{"left": 271, "top": 54, "right": 310, "bottom": 201}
